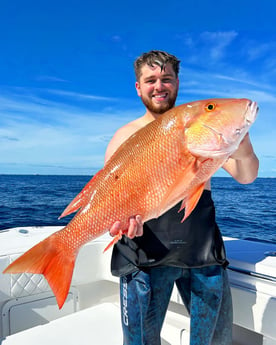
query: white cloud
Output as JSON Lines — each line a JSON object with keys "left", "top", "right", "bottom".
{"left": 0, "top": 89, "right": 139, "bottom": 174}
{"left": 35, "top": 75, "right": 68, "bottom": 83}
{"left": 45, "top": 89, "right": 117, "bottom": 102}
{"left": 214, "top": 74, "right": 271, "bottom": 90}
{"left": 246, "top": 41, "right": 276, "bottom": 61}
{"left": 179, "top": 66, "right": 276, "bottom": 104}
{"left": 200, "top": 31, "right": 238, "bottom": 60}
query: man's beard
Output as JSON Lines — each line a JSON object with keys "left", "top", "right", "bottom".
{"left": 140, "top": 91, "right": 178, "bottom": 114}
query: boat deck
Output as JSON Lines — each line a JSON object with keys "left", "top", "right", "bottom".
{"left": 0, "top": 297, "right": 192, "bottom": 345}
{"left": 1, "top": 296, "right": 262, "bottom": 345}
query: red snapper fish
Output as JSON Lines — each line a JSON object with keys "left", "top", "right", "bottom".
{"left": 4, "top": 98, "right": 258, "bottom": 308}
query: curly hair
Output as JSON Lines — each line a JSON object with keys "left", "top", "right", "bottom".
{"left": 134, "top": 50, "right": 180, "bottom": 81}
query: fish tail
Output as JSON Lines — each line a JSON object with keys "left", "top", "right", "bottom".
{"left": 3, "top": 233, "right": 76, "bottom": 309}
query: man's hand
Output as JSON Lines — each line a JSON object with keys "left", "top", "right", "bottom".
{"left": 109, "top": 215, "right": 143, "bottom": 239}
{"left": 223, "top": 132, "right": 259, "bottom": 184}
{"left": 230, "top": 133, "right": 255, "bottom": 160}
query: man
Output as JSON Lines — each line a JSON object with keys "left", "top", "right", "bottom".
{"left": 104, "top": 50, "right": 259, "bottom": 345}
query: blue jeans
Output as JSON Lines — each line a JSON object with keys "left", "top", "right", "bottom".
{"left": 119, "top": 265, "right": 232, "bottom": 345}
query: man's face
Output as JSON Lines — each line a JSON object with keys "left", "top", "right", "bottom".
{"left": 135, "top": 63, "right": 179, "bottom": 115}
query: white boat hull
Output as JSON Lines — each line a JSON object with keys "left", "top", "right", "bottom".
{"left": 0, "top": 226, "right": 275, "bottom": 345}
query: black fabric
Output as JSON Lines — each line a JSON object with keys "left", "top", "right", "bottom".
{"left": 111, "top": 190, "right": 228, "bottom": 277}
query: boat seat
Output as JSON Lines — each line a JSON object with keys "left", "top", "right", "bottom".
{"left": 0, "top": 228, "right": 118, "bottom": 339}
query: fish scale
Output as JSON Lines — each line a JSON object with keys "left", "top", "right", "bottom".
{"left": 4, "top": 98, "right": 258, "bottom": 308}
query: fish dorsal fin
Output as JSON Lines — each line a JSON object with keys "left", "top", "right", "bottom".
{"left": 179, "top": 182, "right": 205, "bottom": 222}
{"left": 156, "top": 159, "right": 201, "bottom": 218}
{"left": 59, "top": 169, "right": 102, "bottom": 219}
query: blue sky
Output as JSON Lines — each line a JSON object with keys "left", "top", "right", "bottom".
{"left": 0, "top": 0, "right": 275, "bottom": 177}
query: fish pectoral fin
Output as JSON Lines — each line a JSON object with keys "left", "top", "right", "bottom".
{"left": 59, "top": 169, "right": 103, "bottom": 219}
{"left": 179, "top": 183, "right": 205, "bottom": 222}
{"left": 3, "top": 232, "right": 76, "bottom": 309}
{"left": 156, "top": 159, "right": 200, "bottom": 217}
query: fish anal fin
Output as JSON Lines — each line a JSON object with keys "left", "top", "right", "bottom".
{"left": 3, "top": 233, "right": 76, "bottom": 309}
{"left": 180, "top": 183, "right": 205, "bottom": 222}
{"left": 103, "top": 230, "right": 123, "bottom": 252}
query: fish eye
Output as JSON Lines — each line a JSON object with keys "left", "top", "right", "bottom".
{"left": 205, "top": 103, "right": 216, "bottom": 112}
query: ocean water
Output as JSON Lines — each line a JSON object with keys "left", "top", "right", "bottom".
{"left": 0, "top": 175, "right": 275, "bottom": 243}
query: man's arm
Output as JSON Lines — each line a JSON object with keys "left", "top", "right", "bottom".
{"left": 222, "top": 133, "right": 259, "bottom": 184}
{"left": 105, "top": 127, "right": 130, "bottom": 164}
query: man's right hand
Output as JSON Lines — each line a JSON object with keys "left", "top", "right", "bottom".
{"left": 109, "top": 215, "right": 143, "bottom": 239}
